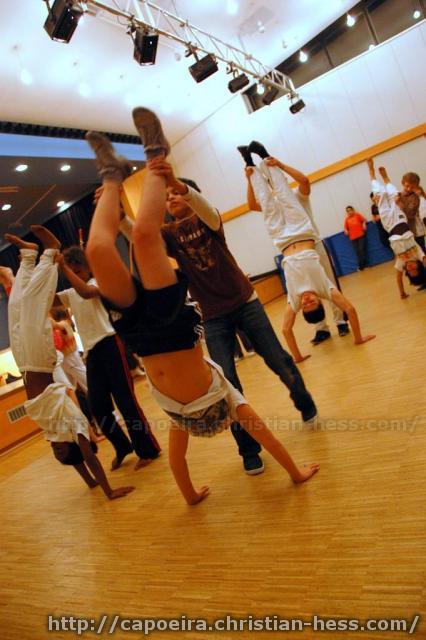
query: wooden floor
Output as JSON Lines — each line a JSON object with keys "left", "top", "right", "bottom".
{"left": 1, "top": 261, "right": 425, "bottom": 640}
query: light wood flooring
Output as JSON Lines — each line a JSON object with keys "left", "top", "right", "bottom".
{"left": 0, "top": 261, "right": 425, "bottom": 639}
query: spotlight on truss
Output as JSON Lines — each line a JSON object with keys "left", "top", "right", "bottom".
{"left": 289, "top": 98, "right": 306, "bottom": 114}
{"left": 44, "top": 0, "right": 84, "bottom": 43}
{"left": 132, "top": 28, "right": 159, "bottom": 65}
{"left": 262, "top": 86, "right": 279, "bottom": 105}
{"left": 188, "top": 53, "right": 218, "bottom": 83}
{"left": 228, "top": 72, "right": 250, "bottom": 93}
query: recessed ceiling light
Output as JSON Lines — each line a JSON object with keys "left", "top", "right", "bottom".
{"left": 57, "top": 201, "right": 65, "bottom": 207}
{"left": 256, "top": 83, "right": 265, "bottom": 95}
{"left": 15, "top": 164, "right": 28, "bottom": 172}
{"left": 368, "top": 44, "right": 376, "bottom": 51}
{"left": 2, "top": 204, "right": 12, "bottom": 211}
{"left": 346, "top": 14, "right": 356, "bottom": 27}
{"left": 60, "top": 164, "right": 71, "bottom": 172}
{"left": 133, "top": 166, "right": 137, "bottom": 170}
{"left": 299, "top": 50, "right": 308, "bottom": 63}
{"left": 413, "top": 9, "right": 421, "bottom": 19}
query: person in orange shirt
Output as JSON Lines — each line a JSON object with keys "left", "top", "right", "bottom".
{"left": 343, "top": 206, "right": 367, "bottom": 270}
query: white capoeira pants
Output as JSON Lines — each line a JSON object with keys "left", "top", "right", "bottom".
{"left": 250, "top": 161, "right": 316, "bottom": 251}
{"left": 8, "top": 249, "right": 58, "bottom": 374}
{"left": 8, "top": 249, "right": 90, "bottom": 442}
{"left": 371, "top": 180, "right": 423, "bottom": 258}
{"left": 251, "top": 162, "right": 346, "bottom": 328}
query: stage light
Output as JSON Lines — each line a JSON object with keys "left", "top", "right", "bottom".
{"left": 44, "top": 0, "right": 84, "bottom": 43}
{"left": 57, "top": 200, "right": 65, "bottom": 207}
{"left": 60, "top": 164, "right": 71, "bottom": 172}
{"left": 228, "top": 73, "right": 250, "bottom": 93}
{"left": 262, "top": 86, "right": 279, "bottom": 105}
{"left": 346, "top": 14, "right": 356, "bottom": 27}
{"left": 289, "top": 99, "right": 306, "bottom": 114}
{"left": 2, "top": 204, "right": 12, "bottom": 211}
{"left": 133, "top": 28, "right": 159, "bottom": 65}
{"left": 189, "top": 53, "right": 218, "bottom": 83}
{"left": 15, "top": 164, "right": 28, "bottom": 172}
{"left": 299, "top": 50, "right": 308, "bottom": 63}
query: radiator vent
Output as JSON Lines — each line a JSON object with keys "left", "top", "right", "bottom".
{"left": 7, "top": 404, "right": 27, "bottom": 423}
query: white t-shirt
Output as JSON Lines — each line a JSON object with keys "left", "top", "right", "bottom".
{"left": 283, "top": 249, "right": 335, "bottom": 312}
{"left": 394, "top": 243, "right": 425, "bottom": 272}
{"left": 57, "top": 278, "right": 115, "bottom": 354}
{"left": 24, "top": 382, "right": 90, "bottom": 443}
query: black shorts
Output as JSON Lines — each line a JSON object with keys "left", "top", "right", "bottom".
{"left": 102, "top": 272, "right": 203, "bottom": 357}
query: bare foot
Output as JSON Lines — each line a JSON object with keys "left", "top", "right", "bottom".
{"left": 110, "top": 450, "right": 132, "bottom": 471}
{"left": 4, "top": 234, "right": 38, "bottom": 251}
{"left": 108, "top": 486, "right": 135, "bottom": 500}
{"left": 134, "top": 455, "right": 159, "bottom": 471}
{"left": 293, "top": 463, "right": 320, "bottom": 484}
{"left": 378, "top": 166, "right": 389, "bottom": 183}
{"left": 30, "top": 225, "right": 61, "bottom": 250}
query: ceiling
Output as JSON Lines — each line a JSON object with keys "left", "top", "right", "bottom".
{"left": 0, "top": 0, "right": 358, "bottom": 252}
{"left": 1, "top": 0, "right": 359, "bottom": 144}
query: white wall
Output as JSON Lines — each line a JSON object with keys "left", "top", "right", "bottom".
{"left": 170, "top": 22, "right": 426, "bottom": 276}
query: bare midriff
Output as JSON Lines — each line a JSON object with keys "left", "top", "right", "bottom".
{"left": 282, "top": 239, "right": 315, "bottom": 257}
{"left": 143, "top": 342, "right": 213, "bottom": 404}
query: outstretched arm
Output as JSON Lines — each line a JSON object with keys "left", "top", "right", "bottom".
{"left": 330, "top": 289, "right": 375, "bottom": 344}
{"left": 56, "top": 255, "right": 99, "bottom": 300}
{"left": 149, "top": 157, "right": 221, "bottom": 230}
{"left": 395, "top": 270, "right": 409, "bottom": 299}
{"left": 282, "top": 305, "right": 311, "bottom": 363}
{"left": 86, "top": 182, "right": 137, "bottom": 308}
{"left": 77, "top": 435, "right": 135, "bottom": 500}
{"left": 245, "top": 167, "right": 262, "bottom": 211}
{"left": 168, "top": 426, "right": 210, "bottom": 505}
{"left": 265, "top": 158, "right": 311, "bottom": 195}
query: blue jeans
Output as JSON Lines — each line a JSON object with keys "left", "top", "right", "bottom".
{"left": 204, "top": 299, "right": 316, "bottom": 457}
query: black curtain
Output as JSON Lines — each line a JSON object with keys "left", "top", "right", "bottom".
{"left": 1, "top": 192, "right": 94, "bottom": 271}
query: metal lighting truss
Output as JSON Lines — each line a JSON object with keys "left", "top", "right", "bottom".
{"left": 85, "top": 0, "right": 298, "bottom": 97}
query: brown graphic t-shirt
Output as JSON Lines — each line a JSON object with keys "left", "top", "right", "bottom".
{"left": 162, "top": 215, "right": 254, "bottom": 321}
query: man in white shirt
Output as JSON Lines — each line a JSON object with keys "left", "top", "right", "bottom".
{"left": 5, "top": 225, "right": 133, "bottom": 500}
{"left": 281, "top": 243, "right": 375, "bottom": 362}
{"left": 241, "top": 142, "right": 349, "bottom": 345}
{"left": 55, "top": 246, "right": 161, "bottom": 471}
{"left": 368, "top": 159, "right": 426, "bottom": 296}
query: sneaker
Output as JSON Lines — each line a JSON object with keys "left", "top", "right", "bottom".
{"left": 237, "top": 145, "right": 254, "bottom": 167}
{"left": 85, "top": 131, "right": 132, "bottom": 180}
{"left": 243, "top": 454, "right": 265, "bottom": 476}
{"left": 248, "top": 140, "right": 270, "bottom": 159}
{"left": 310, "top": 330, "right": 331, "bottom": 345}
{"left": 337, "top": 323, "right": 350, "bottom": 337}
{"left": 132, "top": 107, "right": 170, "bottom": 159}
